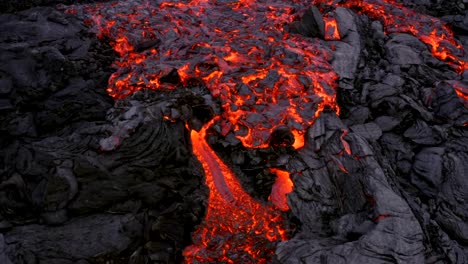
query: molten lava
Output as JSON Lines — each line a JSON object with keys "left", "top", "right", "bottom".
{"left": 186, "top": 121, "right": 287, "bottom": 263}
{"left": 452, "top": 81, "right": 468, "bottom": 108}
{"left": 313, "top": 0, "right": 468, "bottom": 105}
{"left": 323, "top": 16, "right": 340, "bottom": 41}
{"left": 269, "top": 168, "right": 294, "bottom": 212}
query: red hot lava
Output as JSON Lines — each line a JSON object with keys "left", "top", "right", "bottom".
{"left": 269, "top": 168, "right": 294, "bottom": 212}
{"left": 72, "top": 0, "right": 336, "bottom": 262}
{"left": 323, "top": 16, "right": 340, "bottom": 41}
{"left": 313, "top": 0, "right": 468, "bottom": 105}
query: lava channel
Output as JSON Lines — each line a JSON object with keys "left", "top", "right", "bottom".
{"left": 185, "top": 120, "right": 288, "bottom": 263}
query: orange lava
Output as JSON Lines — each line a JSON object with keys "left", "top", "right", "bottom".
{"left": 323, "top": 16, "right": 340, "bottom": 41}
{"left": 315, "top": 0, "right": 468, "bottom": 105}
{"left": 269, "top": 168, "right": 294, "bottom": 211}
{"left": 453, "top": 81, "right": 468, "bottom": 107}
{"left": 340, "top": 129, "right": 352, "bottom": 156}
{"left": 185, "top": 121, "right": 287, "bottom": 263}
{"left": 291, "top": 130, "right": 305, "bottom": 149}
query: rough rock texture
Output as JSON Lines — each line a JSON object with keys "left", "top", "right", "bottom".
{"left": 277, "top": 112, "right": 426, "bottom": 263}
{"left": 274, "top": 4, "right": 468, "bottom": 263}
{"left": 332, "top": 7, "right": 362, "bottom": 90}
{"left": 0, "top": 7, "right": 206, "bottom": 264}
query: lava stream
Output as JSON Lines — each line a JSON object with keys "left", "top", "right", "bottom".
{"left": 185, "top": 121, "right": 287, "bottom": 263}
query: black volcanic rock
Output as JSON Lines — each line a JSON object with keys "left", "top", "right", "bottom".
{"left": 0, "top": 0, "right": 113, "bottom": 13}
{"left": 0, "top": 6, "right": 206, "bottom": 264}
{"left": 289, "top": 6, "right": 325, "bottom": 38}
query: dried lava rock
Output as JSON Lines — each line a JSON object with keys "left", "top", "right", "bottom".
{"left": 0, "top": 7, "right": 207, "bottom": 264}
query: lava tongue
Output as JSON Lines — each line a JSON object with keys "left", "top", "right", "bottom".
{"left": 185, "top": 121, "right": 287, "bottom": 263}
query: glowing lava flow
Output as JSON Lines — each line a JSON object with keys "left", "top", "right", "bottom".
{"left": 323, "top": 16, "right": 340, "bottom": 41}
{"left": 186, "top": 121, "right": 287, "bottom": 263}
{"left": 452, "top": 81, "right": 468, "bottom": 107}
{"left": 72, "top": 0, "right": 339, "bottom": 148}
{"left": 313, "top": 0, "right": 468, "bottom": 106}
{"left": 70, "top": 0, "right": 468, "bottom": 152}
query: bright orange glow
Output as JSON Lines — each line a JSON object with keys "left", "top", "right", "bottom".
{"left": 323, "top": 16, "right": 341, "bottom": 41}
{"left": 269, "top": 168, "right": 294, "bottom": 211}
{"left": 340, "top": 129, "right": 352, "bottom": 156}
{"left": 291, "top": 129, "right": 305, "bottom": 149}
{"left": 313, "top": 0, "right": 468, "bottom": 104}
{"left": 185, "top": 121, "right": 288, "bottom": 263}
{"left": 453, "top": 81, "right": 468, "bottom": 107}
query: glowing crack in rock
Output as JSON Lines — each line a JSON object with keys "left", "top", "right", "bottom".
{"left": 323, "top": 16, "right": 340, "bottom": 41}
